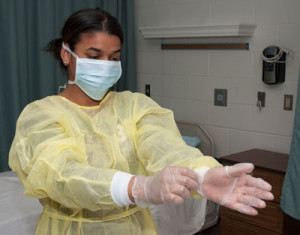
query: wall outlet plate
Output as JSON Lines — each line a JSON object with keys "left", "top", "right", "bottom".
{"left": 257, "top": 92, "right": 265, "bottom": 107}
{"left": 214, "top": 89, "right": 227, "bottom": 106}
{"left": 284, "top": 94, "right": 293, "bottom": 111}
{"left": 145, "top": 84, "right": 151, "bottom": 97}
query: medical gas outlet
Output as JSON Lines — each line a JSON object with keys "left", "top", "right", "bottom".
{"left": 214, "top": 89, "right": 227, "bottom": 106}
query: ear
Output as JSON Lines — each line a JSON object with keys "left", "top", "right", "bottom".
{"left": 60, "top": 43, "right": 71, "bottom": 66}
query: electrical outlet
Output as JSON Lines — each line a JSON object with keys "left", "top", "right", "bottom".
{"left": 257, "top": 92, "right": 265, "bottom": 108}
{"left": 214, "top": 89, "right": 227, "bottom": 106}
{"left": 284, "top": 95, "right": 293, "bottom": 111}
{"left": 145, "top": 84, "right": 151, "bottom": 97}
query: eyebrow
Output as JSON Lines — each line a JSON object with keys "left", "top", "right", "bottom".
{"left": 87, "top": 47, "right": 121, "bottom": 53}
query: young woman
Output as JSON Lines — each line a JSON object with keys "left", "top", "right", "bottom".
{"left": 9, "top": 8, "right": 273, "bottom": 235}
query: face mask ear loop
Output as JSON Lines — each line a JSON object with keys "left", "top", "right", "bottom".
{"left": 62, "top": 42, "right": 78, "bottom": 58}
{"left": 58, "top": 83, "right": 67, "bottom": 94}
{"left": 62, "top": 42, "right": 78, "bottom": 88}
{"left": 68, "top": 80, "right": 76, "bottom": 85}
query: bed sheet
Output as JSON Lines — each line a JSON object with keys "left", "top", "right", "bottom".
{"left": 0, "top": 171, "right": 43, "bottom": 235}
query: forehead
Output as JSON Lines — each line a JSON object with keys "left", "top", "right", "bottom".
{"left": 75, "top": 31, "right": 121, "bottom": 51}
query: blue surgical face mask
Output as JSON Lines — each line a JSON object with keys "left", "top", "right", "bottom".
{"left": 62, "top": 42, "right": 122, "bottom": 100}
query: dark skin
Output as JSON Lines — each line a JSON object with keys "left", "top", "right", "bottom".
{"left": 60, "top": 31, "right": 121, "bottom": 107}
{"left": 59, "top": 31, "right": 135, "bottom": 202}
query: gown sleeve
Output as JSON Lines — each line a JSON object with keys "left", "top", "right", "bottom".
{"left": 132, "top": 93, "right": 221, "bottom": 176}
{"left": 9, "top": 100, "right": 118, "bottom": 211}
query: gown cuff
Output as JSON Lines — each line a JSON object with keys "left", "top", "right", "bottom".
{"left": 110, "top": 171, "right": 134, "bottom": 207}
{"left": 195, "top": 166, "right": 210, "bottom": 196}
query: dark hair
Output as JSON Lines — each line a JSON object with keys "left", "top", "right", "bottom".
{"left": 45, "top": 8, "right": 124, "bottom": 70}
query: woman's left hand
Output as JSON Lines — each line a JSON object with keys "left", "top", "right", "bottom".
{"left": 197, "top": 163, "right": 274, "bottom": 215}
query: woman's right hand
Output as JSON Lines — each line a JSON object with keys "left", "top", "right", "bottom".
{"left": 131, "top": 166, "right": 199, "bottom": 208}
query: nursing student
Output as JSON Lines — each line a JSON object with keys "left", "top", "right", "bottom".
{"left": 9, "top": 8, "right": 274, "bottom": 235}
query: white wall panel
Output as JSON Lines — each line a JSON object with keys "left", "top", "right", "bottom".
{"left": 140, "top": 52, "right": 163, "bottom": 74}
{"left": 162, "top": 76, "right": 191, "bottom": 99}
{"left": 151, "top": 96, "right": 173, "bottom": 110}
{"left": 172, "top": 51, "right": 210, "bottom": 76}
{"left": 137, "top": 73, "right": 153, "bottom": 93}
{"left": 206, "top": 126, "right": 230, "bottom": 154}
{"left": 275, "top": 136, "right": 292, "bottom": 154}
{"left": 172, "top": 1, "right": 210, "bottom": 26}
{"left": 134, "top": 0, "right": 299, "bottom": 155}
{"left": 161, "top": 52, "right": 174, "bottom": 75}
{"left": 209, "top": 104, "right": 251, "bottom": 130}
{"left": 211, "top": 0, "right": 255, "bottom": 24}
{"left": 229, "top": 129, "right": 275, "bottom": 153}
{"left": 279, "top": 24, "right": 300, "bottom": 52}
{"left": 230, "top": 78, "right": 256, "bottom": 105}
{"left": 251, "top": 107, "right": 295, "bottom": 136}
{"left": 191, "top": 76, "right": 212, "bottom": 101}
{"left": 172, "top": 99, "right": 210, "bottom": 124}
{"left": 286, "top": 53, "right": 300, "bottom": 81}
{"left": 256, "top": 0, "right": 300, "bottom": 25}
{"left": 137, "top": 73, "right": 164, "bottom": 97}
{"left": 210, "top": 51, "right": 253, "bottom": 78}
{"left": 249, "top": 25, "right": 279, "bottom": 52}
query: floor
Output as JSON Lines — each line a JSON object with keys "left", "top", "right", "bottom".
{"left": 194, "top": 221, "right": 220, "bottom": 235}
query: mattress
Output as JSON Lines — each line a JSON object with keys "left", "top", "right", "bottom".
{"left": 0, "top": 171, "right": 42, "bottom": 235}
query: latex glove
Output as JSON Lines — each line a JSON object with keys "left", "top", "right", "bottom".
{"left": 132, "top": 166, "right": 199, "bottom": 208}
{"left": 197, "top": 163, "right": 274, "bottom": 215}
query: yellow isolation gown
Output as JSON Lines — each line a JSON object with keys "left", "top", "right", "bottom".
{"left": 9, "top": 91, "right": 221, "bottom": 235}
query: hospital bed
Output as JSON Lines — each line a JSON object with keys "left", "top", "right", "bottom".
{"left": 0, "top": 121, "right": 219, "bottom": 235}
{"left": 0, "top": 171, "right": 43, "bottom": 235}
{"left": 150, "top": 121, "right": 220, "bottom": 235}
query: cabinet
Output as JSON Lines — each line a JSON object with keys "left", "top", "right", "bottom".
{"left": 220, "top": 149, "right": 289, "bottom": 235}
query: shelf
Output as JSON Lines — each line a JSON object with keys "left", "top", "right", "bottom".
{"left": 139, "top": 23, "right": 256, "bottom": 39}
{"left": 161, "top": 43, "right": 249, "bottom": 50}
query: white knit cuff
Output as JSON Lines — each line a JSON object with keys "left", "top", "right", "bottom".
{"left": 195, "top": 167, "right": 210, "bottom": 196}
{"left": 110, "top": 171, "right": 134, "bottom": 207}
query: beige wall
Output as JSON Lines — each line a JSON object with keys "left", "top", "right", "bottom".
{"left": 134, "top": 0, "right": 300, "bottom": 157}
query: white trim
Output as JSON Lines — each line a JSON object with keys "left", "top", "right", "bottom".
{"left": 110, "top": 171, "right": 134, "bottom": 207}
{"left": 196, "top": 167, "right": 210, "bottom": 196}
{"left": 139, "top": 24, "right": 256, "bottom": 39}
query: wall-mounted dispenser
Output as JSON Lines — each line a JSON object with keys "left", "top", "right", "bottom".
{"left": 262, "top": 46, "right": 286, "bottom": 85}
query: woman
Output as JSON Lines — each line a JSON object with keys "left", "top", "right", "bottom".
{"left": 9, "top": 8, "right": 273, "bottom": 235}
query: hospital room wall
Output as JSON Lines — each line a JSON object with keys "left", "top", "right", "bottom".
{"left": 134, "top": 0, "right": 300, "bottom": 158}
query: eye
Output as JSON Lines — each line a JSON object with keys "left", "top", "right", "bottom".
{"left": 87, "top": 55, "right": 100, "bottom": 59}
{"left": 111, "top": 57, "right": 120, "bottom": 61}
